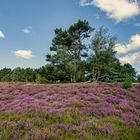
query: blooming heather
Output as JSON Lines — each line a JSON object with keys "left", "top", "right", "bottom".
{"left": 0, "top": 83, "right": 140, "bottom": 139}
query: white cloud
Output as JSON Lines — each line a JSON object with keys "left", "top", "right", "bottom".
{"left": 119, "top": 52, "right": 140, "bottom": 64}
{"left": 80, "top": 0, "right": 140, "bottom": 22}
{"left": 80, "top": 0, "right": 92, "bottom": 6}
{"left": 0, "top": 31, "right": 5, "bottom": 39}
{"left": 134, "top": 23, "right": 140, "bottom": 27}
{"left": 22, "top": 26, "right": 32, "bottom": 33}
{"left": 115, "top": 34, "right": 140, "bottom": 54}
{"left": 13, "top": 50, "right": 33, "bottom": 59}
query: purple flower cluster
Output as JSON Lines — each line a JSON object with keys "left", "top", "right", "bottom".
{"left": 0, "top": 83, "right": 140, "bottom": 125}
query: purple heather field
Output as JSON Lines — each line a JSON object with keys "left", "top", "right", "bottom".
{"left": 0, "top": 83, "right": 140, "bottom": 124}
{"left": 0, "top": 83, "right": 140, "bottom": 140}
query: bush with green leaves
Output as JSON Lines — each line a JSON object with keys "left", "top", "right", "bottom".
{"left": 35, "top": 74, "right": 48, "bottom": 84}
{"left": 123, "top": 75, "right": 133, "bottom": 89}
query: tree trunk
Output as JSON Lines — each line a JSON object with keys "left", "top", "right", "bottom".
{"left": 73, "top": 74, "right": 76, "bottom": 83}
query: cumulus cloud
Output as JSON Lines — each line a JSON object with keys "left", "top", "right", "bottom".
{"left": 13, "top": 50, "right": 33, "bottom": 59}
{"left": 0, "top": 31, "right": 5, "bottom": 39}
{"left": 80, "top": 0, "right": 140, "bottom": 22}
{"left": 22, "top": 26, "right": 32, "bottom": 33}
{"left": 115, "top": 34, "right": 140, "bottom": 54}
{"left": 119, "top": 52, "right": 140, "bottom": 64}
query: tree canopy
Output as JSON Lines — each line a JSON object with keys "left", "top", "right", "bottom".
{"left": 0, "top": 20, "right": 138, "bottom": 83}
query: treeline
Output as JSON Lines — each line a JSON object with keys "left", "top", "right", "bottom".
{"left": 0, "top": 64, "right": 139, "bottom": 83}
{"left": 0, "top": 20, "right": 140, "bottom": 83}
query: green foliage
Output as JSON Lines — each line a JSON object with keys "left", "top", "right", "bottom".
{"left": 35, "top": 74, "right": 48, "bottom": 84}
{"left": 137, "top": 74, "right": 140, "bottom": 82}
{"left": 121, "top": 64, "right": 137, "bottom": 81}
{"left": 0, "top": 68, "right": 11, "bottom": 81}
{"left": 10, "top": 67, "right": 25, "bottom": 82}
{"left": 24, "top": 68, "right": 36, "bottom": 82}
{"left": 0, "top": 21, "right": 138, "bottom": 83}
{"left": 0, "top": 110, "right": 140, "bottom": 140}
{"left": 96, "top": 116, "right": 125, "bottom": 129}
{"left": 87, "top": 27, "right": 118, "bottom": 82}
{"left": 38, "top": 64, "right": 69, "bottom": 83}
{"left": 123, "top": 75, "right": 133, "bottom": 89}
{"left": 1, "top": 74, "right": 12, "bottom": 82}
{"left": 46, "top": 20, "right": 93, "bottom": 82}
{"left": 116, "top": 127, "right": 140, "bottom": 140}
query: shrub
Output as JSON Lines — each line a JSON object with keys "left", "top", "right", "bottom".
{"left": 123, "top": 75, "right": 133, "bottom": 89}
{"left": 1, "top": 74, "right": 12, "bottom": 82}
{"left": 35, "top": 74, "right": 48, "bottom": 84}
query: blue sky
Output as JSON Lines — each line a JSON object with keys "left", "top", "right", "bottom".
{"left": 0, "top": 0, "right": 140, "bottom": 73}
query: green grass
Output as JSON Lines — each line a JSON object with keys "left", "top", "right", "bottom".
{"left": 0, "top": 110, "right": 140, "bottom": 140}
{"left": 96, "top": 116, "right": 125, "bottom": 130}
